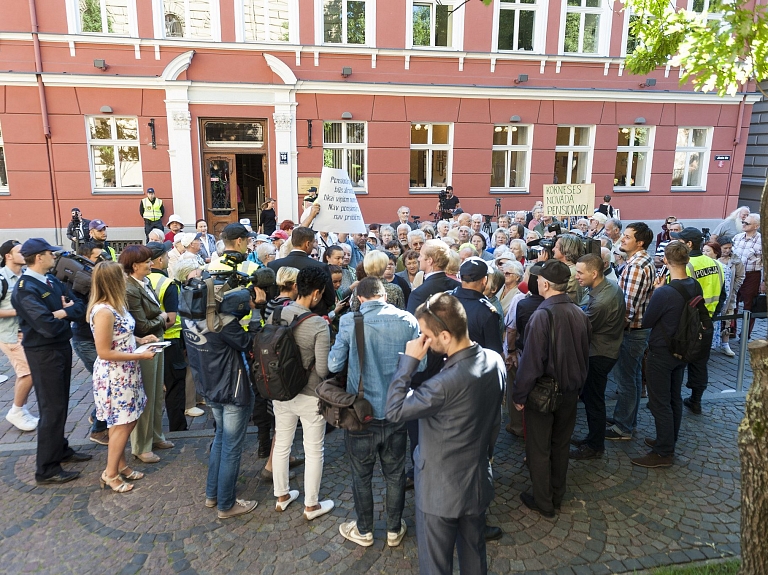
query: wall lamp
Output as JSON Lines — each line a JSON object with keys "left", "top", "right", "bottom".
{"left": 99, "top": 106, "right": 113, "bottom": 114}
{"left": 509, "top": 115, "right": 522, "bottom": 123}
{"left": 341, "top": 66, "right": 352, "bottom": 78}
{"left": 515, "top": 74, "right": 528, "bottom": 84}
{"left": 341, "top": 111, "right": 353, "bottom": 120}
{"left": 639, "top": 78, "right": 656, "bottom": 88}
{"left": 94, "top": 59, "right": 108, "bottom": 71}
{"left": 634, "top": 117, "right": 646, "bottom": 125}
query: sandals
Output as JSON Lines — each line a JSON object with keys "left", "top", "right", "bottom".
{"left": 118, "top": 466, "right": 144, "bottom": 481}
{"left": 100, "top": 472, "right": 134, "bottom": 493}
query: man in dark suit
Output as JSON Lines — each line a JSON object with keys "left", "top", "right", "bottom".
{"left": 386, "top": 293, "right": 505, "bottom": 575}
{"left": 390, "top": 206, "right": 418, "bottom": 231}
{"left": 407, "top": 239, "right": 460, "bottom": 314}
{"left": 267, "top": 226, "right": 334, "bottom": 316}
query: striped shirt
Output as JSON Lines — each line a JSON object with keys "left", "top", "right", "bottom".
{"left": 732, "top": 232, "right": 763, "bottom": 274}
{"left": 618, "top": 249, "right": 655, "bottom": 329}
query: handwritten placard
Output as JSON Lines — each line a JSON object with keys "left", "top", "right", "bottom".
{"left": 311, "top": 167, "right": 367, "bottom": 234}
{"left": 543, "top": 183, "right": 596, "bottom": 218}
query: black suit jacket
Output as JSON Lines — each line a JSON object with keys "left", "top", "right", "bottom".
{"left": 267, "top": 250, "right": 335, "bottom": 315}
{"left": 391, "top": 220, "right": 417, "bottom": 231}
{"left": 407, "top": 271, "right": 461, "bottom": 315}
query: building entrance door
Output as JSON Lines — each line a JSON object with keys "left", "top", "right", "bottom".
{"left": 203, "top": 153, "right": 238, "bottom": 237}
{"left": 235, "top": 154, "right": 268, "bottom": 230}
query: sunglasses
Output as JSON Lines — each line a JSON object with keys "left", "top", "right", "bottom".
{"left": 424, "top": 297, "right": 450, "bottom": 334}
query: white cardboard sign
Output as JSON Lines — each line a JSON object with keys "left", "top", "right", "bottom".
{"left": 311, "top": 167, "right": 367, "bottom": 234}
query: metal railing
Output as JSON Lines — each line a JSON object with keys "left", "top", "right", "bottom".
{"left": 711, "top": 309, "right": 768, "bottom": 392}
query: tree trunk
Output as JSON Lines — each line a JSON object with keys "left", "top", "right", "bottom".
{"left": 737, "top": 176, "right": 768, "bottom": 575}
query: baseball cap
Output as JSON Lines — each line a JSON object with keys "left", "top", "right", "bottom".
{"left": 89, "top": 219, "right": 107, "bottom": 231}
{"left": 146, "top": 187, "right": 155, "bottom": 194}
{"left": 167, "top": 214, "right": 184, "bottom": 226}
{"left": 20, "top": 238, "right": 59, "bottom": 258}
{"left": 179, "top": 233, "right": 197, "bottom": 248}
{"left": 71, "top": 207, "right": 81, "bottom": 213}
{"left": 270, "top": 230, "right": 289, "bottom": 241}
{"left": 589, "top": 212, "right": 608, "bottom": 224}
{"left": 529, "top": 259, "right": 571, "bottom": 284}
{"left": 670, "top": 227, "right": 704, "bottom": 243}
{"left": 0, "top": 240, "right": 20, "bottom": 267}
{"left": 220, "top": 223, "right": 250, "bottom": 241}
{"left": 305, "top": 187, "right": 318, "bottom": 203}
{"left": 459, "top": 258, "right": 489, "bottom": 282}
{"left": 146, "top": 241, "right": 172, "bottom": 259}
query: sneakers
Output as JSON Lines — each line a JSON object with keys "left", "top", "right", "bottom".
{"left": 303, "top": 499, "right": 334, "bottom": 520}
{"left": 6, "top": 408, "right": 38, "bottom": 432}
{"left": 205, "top": 498, "right": 217, "bottom": 508}
{"left": 185, "top": 407, "right": 205, "bottom": 417}
{"left": 388, "top": 520, "right": 408, "bottom": 547}
{"left": 89, "top": 430, "right": 109, "bottom": 445}
{"left": 217, "top": 499, "right": 257, "bottom": 519}
{"left": 339, "top": 520, "right": 374, "bottom": 547}
{"left": 630, "top": 452, "right": 674, "bottom": 468}
{"left": 569, "top": 444, "right": 604, "bottom": 460}
{"left": 604, "top": 427, "right": 632, "bottom": 441}
{"left": 683, "top": 397, "right": 702, "bottom": 415}
{"left": 721, "top": 344, "right": 735, "bottom": 357}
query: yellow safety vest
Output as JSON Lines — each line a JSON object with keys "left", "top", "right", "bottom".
{"left": 142, "top": 197, "right": 163, "bottom": 221}
{"left": 104, "top": 245, "right": 117, "bottom": 262}
{"left": 206, "top": 257, "right": 260, "bottom": 329}
{"left": 148, "top": 272, "right": 182, "bottom": 339}
{"left": 686, "top": 255, "right": 724, "bottom": 315}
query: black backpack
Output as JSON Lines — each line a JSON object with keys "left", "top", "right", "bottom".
{"left": 663, "top": 281, "right": 713, "bottom": 363}
{"left": 251, "top": 307, "right": 316, "bottom": 401}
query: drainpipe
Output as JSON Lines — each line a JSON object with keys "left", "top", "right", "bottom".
{"left": 723, "top": 93, "right": 748, "bottom": 217}
{"left": 29, "top": 0, "right": 62, "bottom": 244}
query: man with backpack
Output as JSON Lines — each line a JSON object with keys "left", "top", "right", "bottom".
{"left": 633, "top": 241, "right": 704, "bottom": 468}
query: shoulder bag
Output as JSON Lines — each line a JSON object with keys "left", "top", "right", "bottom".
{"left": 525, "top": 308, "right": 563, "bottom": 414}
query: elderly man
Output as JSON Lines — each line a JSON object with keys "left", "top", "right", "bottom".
{"left": 181, "top": 233, "right": 206, "bottom": 268}
{"left": 391, "top": 206, "right": 417, "bottom": 231}
{"left": 732, "top": 213, "right": 763, "bottom": 341}
{"left": 148, "top": 228, "right": 165, "bottom": 243}
{"left": 407, "top": 229, "right": 426, "bottom": 253}
{"left": 457, "top": 212, "right": 472, "bottom": 229}
{"left": 573, "top": 218, "right": 589, "bottom": 237}
{"left": 514, "top": 211, "right": 527, "bottom": 226}
{"left": 471, "top": 214, "right": 490, "bottom": 244}
{"left": 497, "top": 215, "right": 511, "bottom": 230}
{"left": 604, "top": 219, "right": 622, "bottom": 245}
{"left": 458, "top": 226, "right": 472, "bottom": 245}
{"left": 397, "top": 223, "right": 411, "bottom": 246}
{"left": 587, "top": 213, "right": 608, "bottom": 239}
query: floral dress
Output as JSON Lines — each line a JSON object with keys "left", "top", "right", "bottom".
{"left": 90, "top": 304, "right": 147, "bottom": 427}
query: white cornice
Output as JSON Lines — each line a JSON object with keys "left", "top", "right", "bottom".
{"left": 264, "top": 53, "right": 297, "bottom": 85}
{"left": 161, "top": 50, "right": 196, "bottom": 81}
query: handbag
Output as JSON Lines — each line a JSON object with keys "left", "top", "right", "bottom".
{"left": 753, "top": 293, "right": 767, "bottom": 314}
{"left": 316, "top": 312, "right": 374, "bottom": 431}
{"left": 525, "top": 308, "right": 563, "bottom": 414}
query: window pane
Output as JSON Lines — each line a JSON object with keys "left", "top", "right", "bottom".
{"left": 556, "top": 127, "right": 571, "bottom": 146}
{"left": 493, "top": 126, "right": 508, "bottom": 146}
{"left": 346, "top": 123, "right": 365, "bottom": 144}
{"left": 89, "top": 117, "right": 113, "bottom": 140}
{"left": 244, "top": 0, "right": 264, "bottom": 41}
{"left": 510, "top": 150, "right": 526, "bottom": 187}
{"left": 585, "top": 0, "right": 600, "bottom": 6}
{"left": 347, "top": 148, "right": 365, "bottom": 186}
{"left": 435, "top": 4, "right": 452, "bottom": 47}
{"left": 105, "top": 0, "right": 131, "bottom": 35}
{"left": 491, "top": 150, "right": 507, "bottom": 187}
{"left": 567, "top": 0, "right": 580, "bottom": 5}
{"left": 564, "top": 12, "right": 580, "bottom": 52}
{"left": 323, "top": 148, "right": 342, "bottom": 168}
{"left": 518, "top": 9, "right": 534, "bottom": 51}
{"left": 633, "top": 127, "right": 649, "bottom": 146}
{"left": 413, "top": 4, "right": 431, "bottom": 46}
{"left": 269, "top": 0, "right": 290, "bottom": 41}
{"left": 497, "top": 10, "right": 515, "bottom": 51}
{"left": 410, "top": 149, "right": 427, "bottom": 187}
{"left": 687, "top": 152, "right": 703, "bottom": 186}
{"left": 205, "top": 122, "right": 264, "bottom": 144}
{"left": 692, "top": 129, "right": 707, "bottom": 147}
{"left": 93, "top": 145, "right": 117, "bottom": 188}
{"left": 80, "top": 0, "right": 103, "bottom": 32}
{"left": 0, "top": 147, "right": 7, "bottom": 187}
{"left": 626, "top": 13, "right": 639, "bottom": 54}
{"left": 411, "top": 124, "right": 428, "bottom": 144}
{"left": 431, "top": 150, "right": 447, "bottom": 187}
{"left": 631, "top": 151, "right": 647, "bottom": 187}
{"left": 617, "top": 127, "right": 630, "bottom": 146}
{"left": 572, "top": 151, "right": 588, "bottom": 183}
{"left": 692, "top": 0, "right": 705, "bottom": 11}
{"left": 323, "top": 122, "right": 343, "bottom": 144}
{"left": 672, "top": 151, "right": 686, "bottom": 186}
{"left": 432, "top": 124, "right": 449, "bottom": 145}
{"left": 554, "top": 151, "right": 570, "bottom": 184}
{"left": 118, "top": 146, "right": 142, "bottom": 187}
{"left": 614, "top": 151, "right": 629, "bottom": 186}
{"left": 574, "top": 127, "right": 589, "bottom": 146}
{"left": 511, "top": 125, "right": 527, "bottom": 145}
{"left": 347, "top": 0, "right": 366, "bottom": 44}
{"left": 676, "top": 128, "right": 689, "bottom": 147}
{"left": 582, "top": 13, "right": 599, "bottom": 53}
{"left": 116, "top": 118, "right": 138, "bottom": 140}
{"left": 323, "top": 0, "right": 342, "bottom": 42}
{"left": 188, "top": 0, "right": 211, "bottom": 37}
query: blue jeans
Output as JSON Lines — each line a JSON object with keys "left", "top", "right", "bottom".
{"left": 72, "top": 339, "right": 107, "bottom": 434}
{"left": 611, "top": 328, "right": 650, "bottom": 435}
{"left": 206, "top": 392, "right": 255, "bottom": 512}
{"left": 346, "top": 420, "right": 407, "bottom": 534}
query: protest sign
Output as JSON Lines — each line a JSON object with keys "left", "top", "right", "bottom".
{"left": 542, "top": 183, "right": 595, "bottom": 218}
{"left": 310, "top": 167, "right": 367, "bottom": 234}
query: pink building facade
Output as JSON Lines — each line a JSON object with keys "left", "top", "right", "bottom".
{"left": 0, "top": 0, "right": 761, "bottom": 241}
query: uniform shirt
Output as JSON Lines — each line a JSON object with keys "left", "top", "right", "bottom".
{"left": 0, "top": 266, "right": 22, "bottom": 344}
{"left": 732, "top": 232, "right": 763, "bottom": 274}
{"left": 449, "top": 287, "right": 503, "bottom": 355}
{"left": 584, "top": 278, "right": 626, "bottom": 359}
{"left": 618, "top": 249, "right": 655, "bottom": 329}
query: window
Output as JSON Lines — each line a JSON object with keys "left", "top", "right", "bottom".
{"left": 623, "top": 9, "right": 639, "bottom": 55}
{"left": 672, "top": 127, "right": 711, "bottom": 189}
{"left": 408, "top": 0, "right": 463, "bottom": 49}
{"left": 242, "top": 0, "right": 292, "bottom": 42}
{"left": 79, "top": 0, "right": 132, "bottom": 34}
{"left": 562, "top": 0, "right": 608, "bottom": 54}
{"left": 496, "top": 0, "right": 541, "bottom": 52}
{"left": 323, "top": 122, "right": 366, "bottom": 191}
{"left": 87, "top": 117, "right": 143, "bottom": 192}
{"left": 410, "top": 123, "right": 451, "bottom": 190}
{"left": 554, "top": 126, "right": 592, "bottom": 184}
{"left": 491, "top": 125, "right": 532, "bottom": 192}
{"left": 614, "top": 126, "right": 653, "bottom": 190}
{"left": 322, "top": 0, "right": 368, "bottom": 44}
{"left": 163, "top": 0, "right": 213, "bottom": 39}
{"left": 0, "top": 122, "right": 8, "bottom": 194}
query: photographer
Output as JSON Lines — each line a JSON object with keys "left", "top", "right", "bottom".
{"left": 66, "top": 208, "right": 91, "bottom": 250}
{"left": 436, "top": 186, "right": 460, "bottom": 220}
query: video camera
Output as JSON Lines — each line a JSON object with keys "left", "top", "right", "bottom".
{"left": 578, "top": 236, "right": 601, "bottom": 257}
{"left": 526, "top": 238, "right": 555, "bottom": 262}
{"left": 52, "top": 251, "right": 95, "bottom": 295}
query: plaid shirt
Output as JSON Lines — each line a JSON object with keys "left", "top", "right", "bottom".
{"left": 618, "top": 249, "right": 655, "bottom": 329}
{"left": 732, "top": 232, "right": 763, "bottom": 274}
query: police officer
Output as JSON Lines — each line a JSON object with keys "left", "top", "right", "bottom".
{"left": 670, "top": 227, "right": 725, "bottom": 414}
{"left": 147, "top": 241, "right": 188, "bottom": 432}
{"left": 140, "top": 188, "right": 165, "bottom": 241}
{"left": 12, "top": 238, "right": 90, "bottom": 485}
{"left": 88, "top": 219, "right": 117, "bottom": 261}
{"left": 450, "top": 258, "right": 503, "bottom": 355}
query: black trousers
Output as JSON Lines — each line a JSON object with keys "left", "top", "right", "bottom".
{"left": 525, "top": 393, "right": 578, "bottom": 514}
{"left": 646, "top": 348, "right": 686, "bottom": 457}
{"left": 252, "top": 390, "right": 274, "bottom": 435}
{"left": 686, "top": 329, "right": 714, "bottom": 398}
{"left": 26, "top": 344, "right": 75, "bottom": 480}
{"left": 163, "top": 338, "right": 188, "bottom": 432}
{"left": 582, "top": 356, "right": 618, "bottom": 452}
{"left": 143, "top": 219, "right": 164, "bottom": 241}
{"left": 415, "top": 507, "right": 487, "bottom": 575}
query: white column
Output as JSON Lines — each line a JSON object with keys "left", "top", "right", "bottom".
{"left": 165, "top": 83, "right": 197, "bottom": 226}
{"left": 273, "top": 108, "right": 298, "bottom": 222}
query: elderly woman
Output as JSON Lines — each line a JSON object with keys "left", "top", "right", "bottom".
{"left": 553, "top": 234, "right": 586, "bottom": 305}
{"left": 484, "top": 267, "right": 505, "bottom": 338}
{"left": 436, "top": 220, "right": 450, "bottom": 238}
{"left": 525, "top": 229, "right": 541, "bottom": 245}
{"left": 256, "top": 242, "right": 277, "bottom": 268}
{"left": 167, "top": 233, "right": 187, "bottom": 278}
{"left": 509, "top": 239, "right": 527, "bottom": 265}
{"left": 351, "top": 251, "right": 405, "bottom": 310}
{"left": 471, "top": 233, "right": 494, "bottom": 261}
{"left": 396, "top": 249, "right": 422, "bottom": 289}
{"left": 119, "top": 245, "right": 170, "bottom": 464}
{"left": 527, "top": 207, "right": 543, "bottom": 231}
{"left": 384, "top": 251, "right": 412, "bottom": 306}
{"left": 420, "top": 223, "right": 436, "bottom": 240}
{"left": 379, "top": 225, "right": 396, "bottom": 246}
{"left": 508, "top": 223, "right": 526, "bottom": 241}
{"left": 497, "top": 260, "right": 524, "bottom": 316}
{"left": 489, "top": 228, "right": 510, "bottom": 254}
{"left": 717, "top": 237, "right": 745, "bottom": 356}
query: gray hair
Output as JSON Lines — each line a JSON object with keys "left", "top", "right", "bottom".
{"left": 256, "top": 242, "right": 276, "bottom": 262}
{"left": 398, "top": 206, "right": 410, "bottom": 215}
{"left": 147, "top": 229, "right": 165, "bottom": 242}
{"left": 502, "top": 260, "right": 524, "bottom": 279}
{"left": 471, "top": 213, "right": 483, "bottom": 222}
{"left": 515, "top": 210, "right": 526, "bottom": 219}
{"left": 437, "top": 220, "right": 450, "bottom": 233}
{"left": 556, "top": 234, "right": 584, "bottom": 265}
{"left": 605, "top": 218, "right": 622, "bottom": 231}
{"left": 397, "top": 223, "right": 411, "bottom": 234}
{"left": 215, "top": 240, "right": 225, "bottom": 254}
{"left": 407, "top": 229, "right": 426, "bottom": 245}
{"left": 173, "top": 260, "right": 200, "bottom": 283}
{"left": 379, "top": 225, "right": 395, "bottom": 237}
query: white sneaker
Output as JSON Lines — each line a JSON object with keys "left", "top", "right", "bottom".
{"left": 387, "top": 519, "right": 408, "bottom": 547}
{"left": 303, "top": 499, "right": 334, "bottom": 520}
{"left": 185, "top": 407, "right": 205, "bottom": 417}
{"left": 339, "top": 520, "right": 374, "bottom": 547}
{"left": 6, "top": 409, "right": 38, "bottom": 432}
{"left": 22, "top": 407, "right": 39, "bottom": 423}
{"left": 721, "top": 344, "right": 736, "bottom": 357}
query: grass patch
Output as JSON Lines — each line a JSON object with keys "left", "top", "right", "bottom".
{"left": 654, "top": 559, "right": 741, "bottom": 575}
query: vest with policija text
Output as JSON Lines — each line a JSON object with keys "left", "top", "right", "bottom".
{"left": 148, "top": 272, "right": 181, "bottom": 339}
{"left": 686, "top": 254, "right": 724, "bottom": 315}
{"left": 142, "top": 197, "right": 163, "bottom": 221}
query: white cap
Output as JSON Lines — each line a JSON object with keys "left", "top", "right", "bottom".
{"left": 590, "top": 212, "right": 608, "bottom": 224}
{"left": 167, "top": 214, "right": 184, "bottom": 226}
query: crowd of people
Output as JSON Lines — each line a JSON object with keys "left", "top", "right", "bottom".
{"left": 0, "top": 190, "right": 764, "bottom": 575}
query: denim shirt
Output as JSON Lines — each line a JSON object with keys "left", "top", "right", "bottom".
{"left": 328, "top": 299, "right": 422, "bottom": 420}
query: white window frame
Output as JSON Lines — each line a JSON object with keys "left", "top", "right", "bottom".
{"left": 671, "top": 127, "right": 713, "bottom": 191}
{"left": 614, "top": 126, "right": 654, "bottom": 191}
{"left": 152, "top": 0, "right": 222, "bottom": 41}
{"left": 85, "top": 116, "right": 144, "bottom": 194}
{"left": 406, "top": 0, "right": 465, "bottom": 51}
{"left": 558, "top": 0, "right": 611, "bottom": 55}
{"left": 315, "top": 0, "right": 376, "bottom": 47}
{"left": 322, "top": 121, "right": 368, "bottom": 193}
{"left": 409, "top": 123, "right": 453, "bottom": 193}
{"left": 687, "top": 0, "right": 728, "bottom": 18}
{"left": 235, "top": 0, "right": 299, "bottom": 43}
{"left": 65, "top": 0, "right": 139, "bottom": 37}
{"left": 490, "top": 124, "right": 533, "bottom": 193}
{"left": 0, "top": 121, "right": 8, "bottom": 195}
{"left": 491, "top": 0, "right": 547, "bottom": 54}
{"left": 554, "top": 125, "right": 594, "bottom": 185}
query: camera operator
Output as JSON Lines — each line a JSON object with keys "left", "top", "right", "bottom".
{"left": 88, "top": 220, "right": 117, "bottom": 261}
{"left": 436, "top": 186, "right": 460, "bottom": 220}
{"left": 66, "top": 208, "right": 91, "bottom": 250}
